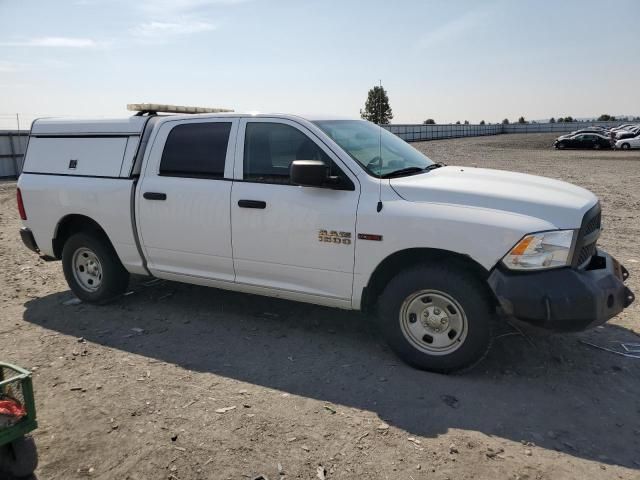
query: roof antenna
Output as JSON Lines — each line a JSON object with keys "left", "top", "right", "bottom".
{"left": 376, "top": 80, "right": 383, "bottom": 213}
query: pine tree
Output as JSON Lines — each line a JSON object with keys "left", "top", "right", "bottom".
{"left": 360, "top": 86, "right": 393, "bottom": 124}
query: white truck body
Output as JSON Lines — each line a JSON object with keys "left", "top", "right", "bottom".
{"left": 19, "top": 112, "right": 591, "bottom": 307}
{"left": 16, "top": 111, "right": 634, "bottom": 372}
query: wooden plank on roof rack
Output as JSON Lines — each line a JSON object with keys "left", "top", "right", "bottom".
{"left": 126, "top": 103, "right": 234, "bottom": 114}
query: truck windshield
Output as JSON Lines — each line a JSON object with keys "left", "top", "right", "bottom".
{"left": 313, "top": 120, "right": 434, "bottom": 177}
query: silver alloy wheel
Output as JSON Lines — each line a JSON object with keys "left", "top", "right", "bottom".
{"left": 72, "top": 247, "right": 103, "bottom": 292}
{"left": 399, "top": 289, "right": 468, "bottom": 355}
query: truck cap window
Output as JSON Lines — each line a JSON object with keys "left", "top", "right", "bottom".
{"left": 160, "top": 122, "right": 231, "bottom": 178}
{"left": 244, "top": 122, "right": 349, "bottom": 186}
{"left": 313, "top": 120, "right": 434, "bottom": 178}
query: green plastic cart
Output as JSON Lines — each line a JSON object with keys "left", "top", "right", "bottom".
{"left": 0, "top": 363, "right": 38, "bottom": 479}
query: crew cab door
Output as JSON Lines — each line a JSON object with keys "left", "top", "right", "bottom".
{"left": 137, "top": 118, "right": 238, "bottom": 281}
{"left": 230, "top": 118, "right": 360, "bottom": 304}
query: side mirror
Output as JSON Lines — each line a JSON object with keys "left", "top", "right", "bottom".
{"left": 290, "top": 160, "right": 328, "bottom": 187}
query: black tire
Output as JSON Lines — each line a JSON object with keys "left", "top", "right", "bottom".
{"left": 557, "top": 143, "right": 565, "bottom": 149}
{"left": 62, "top": 232, "right": 130, "bottom": 303}
{"left": 0, "top": 436, "right": 38, "bottom": 478}
{"left": 377, "top": 264, "right": 493, "bottom": 373}
{"left": 621, "top": 143, "right": 631, "bottom": 150}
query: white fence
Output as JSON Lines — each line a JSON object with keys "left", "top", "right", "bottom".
{"left": 384, "top": 121, "right": 626, "bottom": 142}
{"left": 0, "top": 121, "right": 632, "bottom": 177}
{"left": 0, "top": 131, "right": 28, "bottom": 178}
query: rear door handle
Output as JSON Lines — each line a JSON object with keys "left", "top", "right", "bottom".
{"left": 143, "top": 192, "right": 167, "bottom": 201}
{"left": 238, "top": 199, "right": 266, "bottom": 209}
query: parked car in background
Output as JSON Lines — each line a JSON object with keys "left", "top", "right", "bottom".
{"left": 558, "top": 128, "right": 607, "bottom": 139}
{"left": 615, "top": 125, "right": 640, "bottom": 140}
{"left": 554, "top": 133, "right": 613, "bottom": 149}
{"left": 610, "top": 124, "right": 636, "bottom": 132}
{"left": 615, "top": 134, "right": 640, "bottom": 150}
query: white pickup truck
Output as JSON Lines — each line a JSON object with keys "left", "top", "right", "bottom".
{"left": 16, "top": 105, "right": 634, "bottom": 372}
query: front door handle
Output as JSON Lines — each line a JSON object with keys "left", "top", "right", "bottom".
{"left": 143, "top": 192, "right": 167, "bottom": 201}
{"left": 238, "top": 199, "right": 266, "bottom": 209}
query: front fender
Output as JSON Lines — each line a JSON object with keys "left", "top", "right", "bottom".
{"left": 351, "top": 194, "right": 556, "bottom": 309}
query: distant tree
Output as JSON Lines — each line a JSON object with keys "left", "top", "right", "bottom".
{"left": 549, "top": 117, "right": 556, "bottom": 123}
{"left": 502, "top": 118, "right": 510, "bottom": 125}
{"left": 479, "top": 120, "right": 486, "bottom": 125}
{"left": 564, "top": 116, "right": 574, "bottom": 122}
{"left": 464, "top": 120, "right": 469, "bottom": 125}
{"left": 518, "top": 116, "right": 527, "bottom": 124}
{"left": 557, "top": 117, "right": 564, "bottom": 123}
{"left": 455, "top": 120, "right": 461, "bottom": 125}
{"left": 360, "top": 85, "right": 393, "bottom": 124}
{"left": 423, "top": 118, "right": 436, "bottom": 124}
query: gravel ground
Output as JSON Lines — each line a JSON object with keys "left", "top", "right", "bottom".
{"left": 1, "top": 132, "right": 639, "bottom": 480}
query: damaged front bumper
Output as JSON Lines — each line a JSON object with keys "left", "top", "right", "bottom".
{"left": 488, "top": 249, "right": 635, "bottom": 332}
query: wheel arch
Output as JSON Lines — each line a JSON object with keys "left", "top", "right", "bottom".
{"left": 361, "top": 248, "right": 496, "bottom": 312}
{"left": 52, "top": 214, "right": 114, "bottom": 259}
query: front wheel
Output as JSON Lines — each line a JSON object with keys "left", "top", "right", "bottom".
{"left": 62, "top": 232, "right": 130, "bottom": 303}
{"left": 377, "top": 265, "right": 493, "bottom": 373}
{"left": 621, "top": 143, "right": 631, "bottom": 150}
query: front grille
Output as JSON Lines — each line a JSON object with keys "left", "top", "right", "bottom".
{"left": 584, "top": 211, "right": 601, "bottom": 235}
{"left": 572, "top": 203, "right": 601, "bottom": 268}
{"left": 576, "top": 242, "right": 597, "bottom": 266}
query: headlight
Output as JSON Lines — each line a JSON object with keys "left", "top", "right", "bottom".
{"left": 502, "top": 230, "right": 575, "bottom": 270}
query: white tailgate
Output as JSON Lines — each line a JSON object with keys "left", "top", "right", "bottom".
{"left": 25, "top": 137, "right": 130, "bottom": 177}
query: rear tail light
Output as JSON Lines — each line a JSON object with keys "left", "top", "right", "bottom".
{"left": 16, "top": 188, "right": 27, "bottom": 220}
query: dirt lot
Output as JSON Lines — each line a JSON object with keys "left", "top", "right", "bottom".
{"left": 1, "top": 133, "right": 639, "bottom": 480}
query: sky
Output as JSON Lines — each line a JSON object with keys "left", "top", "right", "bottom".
{"left": 0, "top": 0, "right": 639, "bottom": 128}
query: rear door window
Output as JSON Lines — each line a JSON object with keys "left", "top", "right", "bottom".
{"left": 160, "top": 122, "right": 232, "bottom": 178}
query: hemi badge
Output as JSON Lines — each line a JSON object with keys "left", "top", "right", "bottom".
{"left": 358, "top": 233, "right": 383, "bottom": 241}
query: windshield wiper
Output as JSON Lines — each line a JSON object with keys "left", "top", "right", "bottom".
{"left": 380, "top": 162, "right": 445, "bottom": 179}
{"left": 424, "top": 162, "right": 445, "bottom": 171}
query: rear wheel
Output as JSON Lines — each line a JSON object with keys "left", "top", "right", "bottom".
{"left": 62, "top": 232, "right": 129, "bottom": 303}
{"left": 621, "top": 143, "right": 631, "bottom": 150}
{"left": 377, "top": 265, "right": 493, "bottom": 373}
{"left": 0, "top": 436, "right": 38, "bottom": 478}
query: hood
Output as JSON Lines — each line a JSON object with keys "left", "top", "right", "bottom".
{"left": 390, "top": 166, "right": 597, "bottom": 229}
